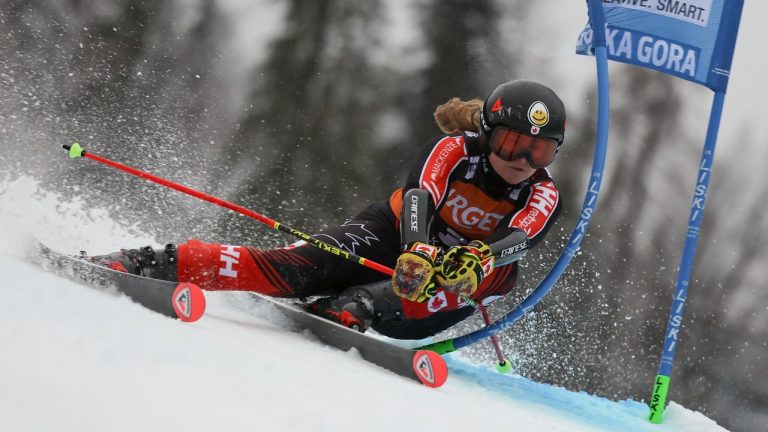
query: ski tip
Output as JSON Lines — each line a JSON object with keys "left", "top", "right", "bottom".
{"left": 412, "top": 350, "right": 448, "bottom": 388}
{"left": 172, "top": 282, "right": 206, "bottom": 322}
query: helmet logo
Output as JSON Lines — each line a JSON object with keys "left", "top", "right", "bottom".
{"left": 490, "top": 97, "right": 503, "bottom": 113}
{"left": 527, "top": 101, "right": 549, "bottom": 128}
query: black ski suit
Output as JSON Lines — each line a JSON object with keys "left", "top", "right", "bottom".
{"left": 131, "top": 131, "right": 562, "bottom": 339}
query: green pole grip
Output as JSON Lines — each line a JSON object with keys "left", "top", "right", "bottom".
{"left": 649, "top": 374, "right": 670, "bottom": 423}
{"left": 417, "top": 339, "right": 456, "bottom": 355}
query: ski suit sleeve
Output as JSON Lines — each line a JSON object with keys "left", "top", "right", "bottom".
{"left": 403, "top": 135, "right": 469, "bottom": 209}
{"left": 482, "top": 175, "right": 562, "bottom": 267}
{"left": 399, "top": 188, "right": 434, "bottom": 248}
{"left": 392, "top": 135, "right": 469, "bottom": 249}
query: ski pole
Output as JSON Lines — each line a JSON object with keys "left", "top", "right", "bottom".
{"left": 63, "top": 143, "right": 395, "bottom": 277}
{"left": 478, "top": 303, "right": 511, "bottom": 373}
{"left": 462, "top": 295, "right": 510, "bottom": 373}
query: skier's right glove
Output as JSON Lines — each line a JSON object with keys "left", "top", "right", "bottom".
{"left": 392, "top": 242, "right": 440, "bottom": 303}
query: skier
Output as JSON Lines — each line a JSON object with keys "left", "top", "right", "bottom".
{"left": 92, "top": 80, "right": 566, "bottom": 340}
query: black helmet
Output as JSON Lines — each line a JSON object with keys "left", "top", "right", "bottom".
{"left": 480, "top": 80, "right": 566, "bottom": 147}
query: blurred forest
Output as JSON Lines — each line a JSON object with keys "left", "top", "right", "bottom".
{"left": 0, "top": 1, "right": 765, "bottom": 431}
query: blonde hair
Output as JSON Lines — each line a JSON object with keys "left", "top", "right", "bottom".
{"left": 433, "top": 98, "right": 483, "bottom": 134}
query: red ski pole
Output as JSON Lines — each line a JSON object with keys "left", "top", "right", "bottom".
{"left": 63, "top": 143, "right": 395, "bottom": 277}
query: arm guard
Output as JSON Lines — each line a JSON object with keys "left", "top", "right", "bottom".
{"left": 399, "top": 188, "right": 434, "bottom": 249}
{"left": 482, "top": 227, "right": 529, "bottom": 267}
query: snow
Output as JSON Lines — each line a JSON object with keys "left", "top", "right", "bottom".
{"left": 0, "top": 177, "right": 728, "bottom": 432}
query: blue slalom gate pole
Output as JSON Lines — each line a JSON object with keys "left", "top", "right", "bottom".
{"left": 567, "top": 0, "right": 743, "bottom": 423}
{"left": 648, "top": 90, "right": 727, "bottom": 423}
{"left": 419, "top": 0, "right": 610, "bottom": 353}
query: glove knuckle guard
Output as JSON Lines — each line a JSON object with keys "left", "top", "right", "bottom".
{"left": 437, "top": 241, "right": 494, "bottom": 296}
{"left": 392, "top": 242, "right": 439, "bottom": 302}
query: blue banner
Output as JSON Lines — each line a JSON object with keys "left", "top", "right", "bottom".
{"left": 576, "top": 0, "right": 744, "bottom": 91}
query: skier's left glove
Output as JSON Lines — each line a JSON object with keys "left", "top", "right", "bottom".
{"left": 436, "top": 240, "right": 494, "bottom": 296}
{"left": 392, "top": 242, "right": 440, "bottom": 303}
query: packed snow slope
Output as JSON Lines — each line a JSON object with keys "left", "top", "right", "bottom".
{"left": 0, "top": 177, "right": 728, "bottom": 432}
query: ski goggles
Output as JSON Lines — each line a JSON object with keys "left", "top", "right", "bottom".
{"left": 488, "top": 127, "right": 559, "bottom": 168}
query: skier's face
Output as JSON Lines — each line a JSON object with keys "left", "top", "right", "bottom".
{"left": 488, "top": 152, "right": 537, "bottom": 185}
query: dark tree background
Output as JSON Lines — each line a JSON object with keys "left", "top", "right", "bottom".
{"left": 0, "top": 1, "right": 764, "bottom": 430}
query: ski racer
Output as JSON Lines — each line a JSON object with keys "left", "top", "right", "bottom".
{"left": 92, "top": 80, "right": 566, "bottom": 340}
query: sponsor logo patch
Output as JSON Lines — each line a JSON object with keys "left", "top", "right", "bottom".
{"left": 415, "top": 353, "right": 435, "bottom": 385}
{"left": 439, "top": 184, "right": 512, "bottom": 237}
{"left": 219, "top": 245, "right": 240, "bottom": 278}
{"left": 174, "top": 286, "right": 192, "bottom": 319}
{"left": 490, "top": 97, "right": 503, "bottom": 113}
{"left": 427, "top": 291, "right": 449, "bottom": 313}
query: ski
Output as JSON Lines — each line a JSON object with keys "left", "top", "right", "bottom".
{"left": 249, "top": 292, "right": 449, "bottom": 388}
{"left": 32, "top": 244, "right": 206, "bottom": 322}
{"left": 30, "top": 244, "right": 446, "bottom": 386}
